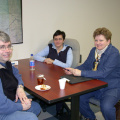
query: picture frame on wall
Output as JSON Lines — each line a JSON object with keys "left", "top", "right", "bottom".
{"left": 0, "top": 0, "right": 23, "bottom": 44}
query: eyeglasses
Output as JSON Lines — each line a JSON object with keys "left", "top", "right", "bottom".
{"left": 54, "top": 38, "right": 63, "bottom": 41}
{"left": 0, "top": 45, "right": 13, "bottom": 51}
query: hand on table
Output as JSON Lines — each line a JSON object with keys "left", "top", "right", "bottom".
{"left": 64, "top": 68, "right": 81, "bottom": 76}
{"left": 44, "top": 58, "right": 54, "bottom": 64}
{"left": 64, "top": 68, "right": 73, "bottom": 75}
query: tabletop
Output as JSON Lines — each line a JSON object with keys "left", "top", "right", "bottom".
{"left": 15, "top": 58, "right": 108, "bottom": 104}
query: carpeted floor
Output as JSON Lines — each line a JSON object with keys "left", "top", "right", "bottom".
{"left": 38, "top": 102, "right": 105, "bottom": 120}
{"left": 26, "top": 92, "right": 104, "bottom": 120}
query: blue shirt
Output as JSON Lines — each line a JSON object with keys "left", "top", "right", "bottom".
{"left": 34, "top": 43, "right": 73, "bottom": 68}
{"left": 0, "top": 62, "right": 23, "bottom": 114}
{"left": 76, "top": 44, "right": 120, "bottom": 93}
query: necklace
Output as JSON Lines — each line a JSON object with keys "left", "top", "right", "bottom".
{"left": 93, "top": 50, "right": 101, "bottom": 71}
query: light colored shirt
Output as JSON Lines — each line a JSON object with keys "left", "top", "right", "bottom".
{"left": 34, "top": 43, "right": 73, "bottom": 68}
{"left": 95, "top": 45, "right": 108, "bottom": 60}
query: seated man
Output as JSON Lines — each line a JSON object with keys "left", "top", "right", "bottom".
{"left": 64, "top": 27, "right": 120, "bottom": 120}
{"left": 0, "top": 31, "right": 41, "bottom": 120}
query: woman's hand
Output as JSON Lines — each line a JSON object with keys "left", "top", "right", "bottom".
{"left": 72, "top": 69, "right": 81, "bottom": 76}
{"left": 64, "top": 68, "right": 73, "bottom": 75}
{"left": 64, "top": 68, "right": 81, "bottom": 76}
{"left": 44, "top": 58, "right": 54, "bottom": 64}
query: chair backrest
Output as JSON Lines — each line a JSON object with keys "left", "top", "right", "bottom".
{"left": 48, "top": 38, "right": 80, "bottom": 68}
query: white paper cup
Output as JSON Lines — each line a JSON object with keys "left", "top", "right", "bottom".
{"left": 59, "top": 78, "right": 66, "bottom": 89}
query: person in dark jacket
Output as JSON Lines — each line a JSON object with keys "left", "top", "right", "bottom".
{"left": 64, "top": 27, "right": 120, "bottom": 120}
{"left": 0, "top": 31, "right": 41, "bottom": 120}
{"left": 34, "top": 30, "right": 73, "bottom": 68}
{"left": 34, "top": 30, "right": 73, "bottom": 116}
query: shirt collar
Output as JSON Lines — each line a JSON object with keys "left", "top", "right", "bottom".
{"left": 0, "top": 62, "right": 6, "bottom": 69}
{"left": 96, "top": 45, "right": 108, "bottom": 55}
{"left": 51, "top": 43, "right": 67, "bottom": 51}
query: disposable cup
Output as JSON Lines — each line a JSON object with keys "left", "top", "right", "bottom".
{"left": 59, "top": 78, "right": 66, "bottom": 89}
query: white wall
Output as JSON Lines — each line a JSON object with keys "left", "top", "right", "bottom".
{"left": 11, "top": 0, "right": 120, "bottom": 63}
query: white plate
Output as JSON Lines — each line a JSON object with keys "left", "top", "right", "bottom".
{"left": 35, "top": 85, "right": 51, "bottom": 91}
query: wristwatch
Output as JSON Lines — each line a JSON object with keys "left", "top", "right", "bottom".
{"left": 17, "top": 85, "right": 24, "bottom": 88}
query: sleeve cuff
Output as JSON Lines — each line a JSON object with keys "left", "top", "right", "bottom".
{"left": 15, "top": 103, "right": 23, "bottom": 111}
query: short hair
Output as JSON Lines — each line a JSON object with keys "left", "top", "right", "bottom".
{"left": 53, "top": 30, "right": 66, "bottom": 40}
{"left": 0, "top": 31, "right": 11, "bottom": 43}
{"left": 93, "top": 27, "right": 112, "bottom": 41}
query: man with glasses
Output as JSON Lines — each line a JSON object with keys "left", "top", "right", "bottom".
{"left": 0, "top": 31, "right": 41, "bottom": 120}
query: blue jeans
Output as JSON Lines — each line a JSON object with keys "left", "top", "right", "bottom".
{"left": 79, "top": 89, "right": 120, "bottom": 120}
{"left": 0, "top": 99, "right": 41, "bottom": 120}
